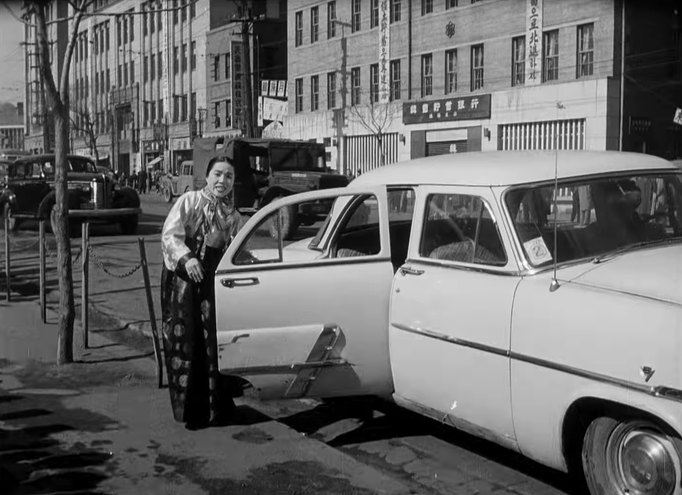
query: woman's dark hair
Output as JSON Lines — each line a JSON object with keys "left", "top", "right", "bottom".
{"left": 206, "top": 155, "right": 235, "bottom": 176}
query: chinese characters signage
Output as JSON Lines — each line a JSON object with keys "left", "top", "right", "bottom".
{"left": 378, "top": 0, "right": 390, "bottom": 103}
{"left": 402, "top": 94, "right": 491, "bottom": 124}
{"left": 526, "top": 0, "right": 542, "bottom": 85}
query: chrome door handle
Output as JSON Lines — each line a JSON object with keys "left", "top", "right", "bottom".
{"left": 221, "top": 277, "right": 260, "bottom": 288}
{"left": 399, "top": 266, "right": 424, "bottom": 276}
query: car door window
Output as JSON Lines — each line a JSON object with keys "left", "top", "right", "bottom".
{"left": 30, "top": 163, "right": 43, "bottom": 178}
{"left": 420, "top": 193, "right": 507, "bottom": 266}
{"left": 388, "top": 188, "right": 416, "bottom": 270}
{"left": 232, "top": 193, "right": 381, "bottom": 266}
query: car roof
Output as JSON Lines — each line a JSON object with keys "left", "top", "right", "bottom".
{"left": 13, "top": 154, "right": 93, "bottom": 163}
{"left": 351, "top": 151, "right": 678, "bottom": 188}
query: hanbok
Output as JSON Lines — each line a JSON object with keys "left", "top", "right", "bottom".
{"left": 160, "top": 188, "right": 244, "bottom": 426}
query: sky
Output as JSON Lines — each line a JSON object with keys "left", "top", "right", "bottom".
{"left": 0, "top": 2, "right": 25, "bottom": 106}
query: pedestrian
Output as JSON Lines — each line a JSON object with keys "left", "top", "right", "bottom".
{"left": 160, "top": 156, "right": 245, "bottom": 429}
{"left": 139, "top": 168, "right": 148, "bottom": 194}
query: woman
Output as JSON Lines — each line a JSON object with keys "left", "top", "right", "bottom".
{"left": 160, "top": 156, "right": 244, "bottom": 428}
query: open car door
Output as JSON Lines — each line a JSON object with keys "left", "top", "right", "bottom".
{"left": 214, "top": 186, "right": 395, "bottom": 400}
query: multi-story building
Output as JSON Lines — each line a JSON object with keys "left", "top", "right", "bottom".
{"left": 205, "top": 1, "right": 288, "bottom": 139}
{"left": 24, "top": 0, "right": 281, "bottom": 176}
{"left": 285, "top": 0, "right": 682, "bottom": 176}
{"left": 24, "top": 1, "right": 69, "bottom": 154}
{"left": 0, "top": 103, "right": 25, "bottom": 151}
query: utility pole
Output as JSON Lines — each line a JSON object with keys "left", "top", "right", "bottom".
{"left": 332, "top": 19, "right": 351, "bottom": 176}
{"left": 241, "top": 18, "right": 254, "bottom": 137}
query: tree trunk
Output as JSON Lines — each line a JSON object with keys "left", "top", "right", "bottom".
{"left": 53, "top": 107, "right": 75, "bottom": 364}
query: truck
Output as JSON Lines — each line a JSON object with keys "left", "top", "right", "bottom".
{"left": 191, "top": 137, "right": 349, "bottom": 239}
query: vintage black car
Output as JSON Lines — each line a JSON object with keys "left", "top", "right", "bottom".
{"left": 0, "top": 154, "right": 140, "bottom": 234}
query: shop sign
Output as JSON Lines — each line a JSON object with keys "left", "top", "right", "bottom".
{"left": 526, "top": 0, "right": 543, "bottom": 85}
{"left": 403, "top": 94, "right": 491, "bottom": 124}
{"left": 378, "top": 0, "right": 390, "bottom": 103}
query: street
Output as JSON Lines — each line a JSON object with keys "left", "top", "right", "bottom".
{"left": 0, "top": 192, "right": 584, "bottom": 495}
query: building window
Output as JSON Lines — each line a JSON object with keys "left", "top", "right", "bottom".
{"left": 512, "top": 36, "right": 525, "bottom": 86}
{"left": 225, "top": 99, "right": 232, "bottom": 127}
{"left": 295, "top": 78, "right": 303, "bottom": 112}
{"left": 143, "top": 55, "right": 149, "bottom": 81}
{"left": 150, "top": 54, "right": 155, "bottom": 80}
{"left": 181, "top": 2, "right": 187, "bottom": 22}
{"left": 157, "top": 51, "right": 162, "bottom": 78}
{"left": 128, "top": 10, "right": 134, "bottom": 42}
{"left": 421, "top": 54, "right": 432, "bottom": 97}
{"left": 577, "top": 23, "right": 594, "bottom": 78}
{"left": 143, "top": 9, "right": 148, "bottom": 36}
{"left": 182, "top": 43, "right": 187, "bottom": 73}
{"left": 311, "top": 75, "right": 320, "bottom": 110}
{"left": 327, "top": 1, "right": 337, "bottom": 38}
{"left": 351, "top": 0, "right": 361, "bottom": 33}
{"left": 471, "top": 44, "right": 484, "bottom": 90}
{"left": 224, "top": 53, "right": 230, "bottom": 79}
{"left": 213, "top": 55, "right": 220, "bottom": 81}
{"left": 370, "top": 63, "right": 379, "bottom": 103}
{"left": 446, "top": 0, "right": 458, "bottom": 8}
{"left": 173, "top": 0, "right": 178, "bottom": 24}
{"left": 421, "top": 0, "right": 433, "bottom": 15}
{"left": 351, "top": 67, "right": 361, "bottom": 105}
{"left": 311, "top": 6, "right": 319, "bottom": 43}
{"left": 390, "top": 59, "right": 401, "bottom": 100}
{"left": 174, "top": 46, "right": 179, "bottom": 74}
{"left": 191, "top": 41, "right": 196, "bottom": 71}
{"left": 327, "top": 72, "right": 336, "bottom": 109}
{"left": 295, "top": 11, "right": 303, "bottom": 47}
{"left": 191, "top": 92, "right": 196, "bottom": 122}
{"left": 543, "top": 30, "right": 559, "bottom": 81}
{"left": 445, "top": 49, "right": 457, "bottom": 94}
{"left": 213, "top": 101, "right": 221, "bottom": 127}
{"left": 371, "top": 0, "right": 379, "bottom": 28}
{"left": 390, "top": 0, "right": 401, "bottom": 23}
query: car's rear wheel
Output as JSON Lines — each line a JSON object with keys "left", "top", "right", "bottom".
{"left": 120, "top": 215, "right": 139, "bottom": 235}
{"left": 163, "top": 187, "right": 173, "bottom": 203}
{"left": 582, "top": 416, "right": 682, "bottom": 495}
{"left": 3, "top": 203, "right": 20, "bottom": 231}
{"left": 268, "top": 201, "right": 298, "bottom": 240}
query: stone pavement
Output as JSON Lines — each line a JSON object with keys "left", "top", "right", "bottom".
{"left": 0, "top": 298, "right": 420, "bottom": 494}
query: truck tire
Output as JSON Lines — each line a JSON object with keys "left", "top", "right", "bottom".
{"left": 163, "top": 187, "right": 173, "bottom": 203}
{"left": 3, "top": 203, "right": 20, "bottom": 231}
{"left": 268, "top": 202, "right": 298, "bottom": 241}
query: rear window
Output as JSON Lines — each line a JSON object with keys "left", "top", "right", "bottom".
{"left": 69, "top": 157, "right": 97, "bottom": 173}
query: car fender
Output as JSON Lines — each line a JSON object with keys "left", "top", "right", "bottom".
{"left": 114, "top": 187, "right": 141, "bottom": 208}
{"left": 37, "top": 191, "right": 57, "bottom": 218}
{"left": 0, "top": 189, "right": 16, "bottom": 209}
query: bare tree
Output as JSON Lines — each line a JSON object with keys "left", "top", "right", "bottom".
{"left": 70, "top": 106, "right": 100, "bottom": 165}
{"left": 27, "top": 0, "right": 93, "bottom": 364}
{"left": 348, "top": 101, "right": 400, "bottom": 168}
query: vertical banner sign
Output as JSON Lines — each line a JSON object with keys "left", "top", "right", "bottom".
{"left": 378, "top": 0, "right": 390, "bottom": 103}
{"left": 526, "top": 0, "right": 542, "bottom": 85}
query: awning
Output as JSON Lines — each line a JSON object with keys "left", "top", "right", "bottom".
{"left": 147, "top": 156, "right": 163, "bottom": 167}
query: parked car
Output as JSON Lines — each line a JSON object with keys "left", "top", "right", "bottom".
{"left": 0, "top": 160, "right": 12, "bottom": 185}
{"left": 0, "top": 154, "right": 140, "bottom": 233}
{"left": 214, "top": 150, "right": 682, "bottom": 495}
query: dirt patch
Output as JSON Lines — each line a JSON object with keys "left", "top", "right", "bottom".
{"left": 232, "top": 426, "right": 274, "bottom": 444}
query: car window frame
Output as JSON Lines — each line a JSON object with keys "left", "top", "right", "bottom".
{"left": 409, "top": 185, "right": 513, "bottom": 271}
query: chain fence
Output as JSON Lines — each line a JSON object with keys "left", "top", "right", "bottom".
{"left": 87, "top": 244, "right": 142, "bottom": 279}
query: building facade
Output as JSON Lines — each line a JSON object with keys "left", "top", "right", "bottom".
{"left": 285, "top": 0, "right": 682, "bottom": 176}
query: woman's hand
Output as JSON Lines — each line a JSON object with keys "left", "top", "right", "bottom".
{"left": 184, "top": 257, "right": 205, "bottom": 283}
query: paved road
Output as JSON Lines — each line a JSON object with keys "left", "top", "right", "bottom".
{"left": 0, "top": 192, "right": 585, "bottom": 495}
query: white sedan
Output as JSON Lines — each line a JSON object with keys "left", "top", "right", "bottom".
{"left": 214, "top": 150, "right": 682, "bottom": 495}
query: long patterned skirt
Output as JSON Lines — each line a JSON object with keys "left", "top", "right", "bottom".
{"left": 160, "top": 266, "right": 234, "bottom": 426}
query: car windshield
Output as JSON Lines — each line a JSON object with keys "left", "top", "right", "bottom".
{"left": 69, "top": 157, "right": 97, "bottom": 173}
{"left": 505, "top": 171, "right": 682, "bottom": 267}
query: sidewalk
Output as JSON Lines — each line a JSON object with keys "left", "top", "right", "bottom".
{"left": 0, "top": 299, "right": 417, "bottom": 494}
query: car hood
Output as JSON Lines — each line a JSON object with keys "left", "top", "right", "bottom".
{"left": 561, "top": 243, "right": 682, "bottom": 305}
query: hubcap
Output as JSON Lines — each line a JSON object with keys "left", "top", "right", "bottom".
{"left": 610, "top": 425, "right": 678, "bottom": 495}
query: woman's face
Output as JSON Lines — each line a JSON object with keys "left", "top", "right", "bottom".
{"left": 206, "top": 161, "right": 235, "bottom": 198}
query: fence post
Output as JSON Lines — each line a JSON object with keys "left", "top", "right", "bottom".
{"left": 4, "top": 213, "right": 9, "bottom": 302}
{"left": 40, "top": 220, "right": 46, "bottom": 323}
{"left": 138, "top": 237, "right": 164, "bottom": 388}
{"left": 81, "top": 221, "right": 90, "bottom": 349}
